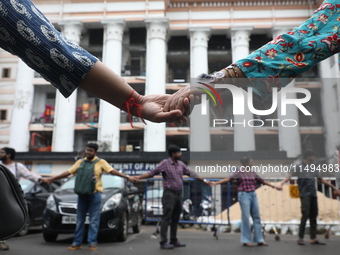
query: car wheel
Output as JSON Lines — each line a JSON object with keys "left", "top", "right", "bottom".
{"left": 132, "top": 212, "right": 142, "bottom": 234}
{"left": 43, "top": 232, "right": 58, "bottom": 242}
{"left": 116, "top": 212, "right": 128, "bottom": 242}
{"left": 17, "top": 217, "right": 30, "bottom": 236}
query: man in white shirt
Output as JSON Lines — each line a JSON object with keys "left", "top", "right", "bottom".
{"left": 0, "top": 147, "right": 49, "bottom": 250}
{"left": 0, "top": 147, "right": 49, "bottom": 183}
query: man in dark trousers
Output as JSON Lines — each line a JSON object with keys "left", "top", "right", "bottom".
{"left": 137, "top": 145, "right": 210, "bottom": 249}
{"left": 280, "top": 150, "right": 340, "bottom": 245}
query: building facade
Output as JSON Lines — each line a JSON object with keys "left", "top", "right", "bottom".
{"left": 0, "top": 0, "right": 339, "bottom": 176}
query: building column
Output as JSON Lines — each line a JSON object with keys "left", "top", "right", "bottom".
{"left": 231, "top": 27, "right": 255, "bottom": 151}
{"left": 52, "top": 21, "right": 82, "bottom": 152}
{"left": 189, "top": 28, "right": 211, "bottom": 151}
{"left": 8, "top": 60, "right": 34, "bottom": 151}
{"left": 273, "top": 28, "right": 302, "bottom": 158}
{"left": 98, "top": 20, "right": 125, "bottom": 152}
{"left": 319, "top": 58, "right": 340, "bottom": 160}
{"left": 143, "top": 19, "right": 168, "bottom": 152}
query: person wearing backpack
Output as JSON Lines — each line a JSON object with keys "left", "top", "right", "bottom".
{"left": 48, "top": 143, "right": 138, "bottom": 251}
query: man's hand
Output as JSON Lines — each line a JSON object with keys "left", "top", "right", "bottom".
{"left": 208, "top": 181, "right": 216, "bottom": 187}
{"left": 39, "top": 177, "right": 51, "bottom": 184}
{"left": 333, "top": 188, "right": 340, "bottom": 197}
{"left": 128, "top": 176, "right": 139, "bottom": 183}
{"left": 274, "top": 185, "right": 282, "bottom": 191}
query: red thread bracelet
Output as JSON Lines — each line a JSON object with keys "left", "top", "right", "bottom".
{"left": 122, "top": 90, "right": 146, "bottom": 128}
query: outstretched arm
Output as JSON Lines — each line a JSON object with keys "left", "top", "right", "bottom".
{"left": 0, "top": 0, "right": 186, "bottom": 125}
{"left": 78, "top": 61, "right": 186, "bottom": 124}
{"left": 263, "top": 180, "right": 282, "bottom": 190}
{"left": 280, "top": 174, "right": 293, "bottom": 188}
{"left": 165, "top": 0, "right": 340, "bottom": 114}
{"left": 213, "top": 178, "right": 231, "bottom": 186}
{"left": 109, "top": 169, "right": 138, "bottom": 183}
{"left": 49, "top": 170, "right": 72, "bottom": 183}
{"left": 318, "top": 178, "right": 340, "bottom": 196}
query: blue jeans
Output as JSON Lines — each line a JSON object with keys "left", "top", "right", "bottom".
{"left": 238, "top": 191, "right": 264, "bottom": 244}
{"left": 73, "top": 192, "right": 102, "bottom": 246}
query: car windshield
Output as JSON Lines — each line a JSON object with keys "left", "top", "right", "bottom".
{"left": 146, "top": 188, "right": 163, "bottom": 199}
{"left": 19, "top": 179, "right": 34, "bottom": 192}
{"left": 59, "top": 174, "right": 124, "bottom": 191}
{"left": 102, "top": 175, "right": 124, "bottom": 189}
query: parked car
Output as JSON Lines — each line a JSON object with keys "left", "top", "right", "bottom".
{"left": 18, "top": 178, "right": 61, "bottom": 236}
{"left": 143, "top": 188, "right": 163, "bottom": 222}
{"left": 42, "top": 174, "right": 142, "bottom": 242}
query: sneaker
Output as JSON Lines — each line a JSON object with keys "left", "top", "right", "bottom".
{"left": 68, "top": 244, "right": 82, "bottom": 250}
{"left": 160, "top": 243, "right": 174, "bottom": 249}
{"left": 88, "top": 244, "right": 98, "bottom": 251}
{"left": 0, "top": 241, "right": 9, "bottom": 250}
{"left": 170, "top": 241, "right": 186, "bottom": 247}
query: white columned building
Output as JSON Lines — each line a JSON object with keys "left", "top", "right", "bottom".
{"left": 143, "top": 19, "right": 168, "bottom": 152}
{"left": 274, "top": 28, "right": 302, "bottom": 158}
{"left": 9, "top": 60, "right": 34, "bottom": 151}
{"left": 52, "top": 21, "right": 83, "bottom": 152}
{"left": 189, "top": 28, "right": 211, "bottom": 151}
{"left": 98, "top": 20, "right": 125, "bottom": 152}
{"left": 231, "top": 28, "right": 255, "bottom": 151}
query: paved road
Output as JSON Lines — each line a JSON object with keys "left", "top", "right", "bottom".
{"left": 3, "top": 225, "right": 339, "bottom": 255}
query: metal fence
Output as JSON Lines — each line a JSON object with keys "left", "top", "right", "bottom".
{"left": 143, "top": 177, "right": 340, "bottom": 235}
{"left": 143, "top": 177, "right": 231, "bottom": 225}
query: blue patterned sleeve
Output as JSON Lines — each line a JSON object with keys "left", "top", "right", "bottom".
{"left": 0, "top": 0, "right": 98, "bottom": 98}
{"left": 234, "top": 0, "right": 340, "bottom": 100}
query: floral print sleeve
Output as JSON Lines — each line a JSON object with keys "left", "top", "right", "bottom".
{"left": 0, "top": 0, "right": 98, "bottom": 98}
{"left": 234, "top": 0, "right": 340, "bottom": 100}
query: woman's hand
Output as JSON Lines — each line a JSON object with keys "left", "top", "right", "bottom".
{"left": 163, "top": 86, "right": 201, "bottom": 117}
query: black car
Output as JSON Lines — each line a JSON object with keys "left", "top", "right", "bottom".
{"left": 42, "top": 174, "right": 142, "bottom": 242}
{"left": 18, "top": 178, "right": 61, "bottom": 236}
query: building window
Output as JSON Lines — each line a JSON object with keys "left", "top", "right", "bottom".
{"left": 29, "top": 131, "right": 52, "bottom": 152}
{"left": 255, "top": 135, "right": 279, "bottom": 151}
{"left": 89, "top": 29, "right": 103, "bottom": 46}
{"left": 2, "top": 68, "right": 11, "bottom": 78}
{"left": 0, "top": 110, "right": 7, "bottom": 121}
{"left": 120, "top": 130, "right": 144, "bottom": 152}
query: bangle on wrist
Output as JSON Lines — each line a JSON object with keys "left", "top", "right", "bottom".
{"left": 231, "top": 65, "right": 239, "bottom": 78}
{"left": 223, "top": 68, "right": 236, "bottom": 84}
